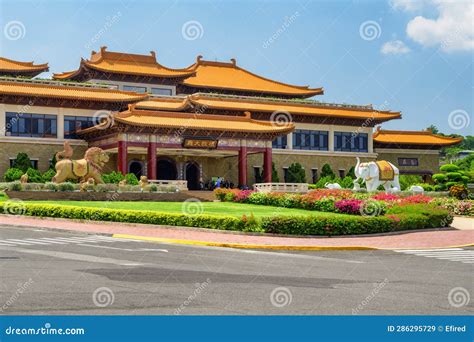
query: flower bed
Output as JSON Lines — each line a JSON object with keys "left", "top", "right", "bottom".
{"left": 214, "top": 188, "right": 473, "bottom": 217}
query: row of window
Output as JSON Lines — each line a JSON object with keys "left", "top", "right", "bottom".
{"left": 122, "top": 85, "right": 173, "bottom": 96}
{"left": 5, "top": 114, "right": 368, "bottom": 153}
{"left": 5, "top": 113, "right": 97, "bottom": 139}
{"left": 272, "top": 130, "right": 369, "bottom": 152}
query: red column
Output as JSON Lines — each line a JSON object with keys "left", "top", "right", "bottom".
{"left": 263, "top": 147, "right": 272, "bottom": 183}
{"left": 238, "top": 146, "right": 247, "bottom": 187}
{"left": 117, "top": 141, "right": 128, "bottom": 175}
{"left": 147, "top": 142, "right": 157, "bottom": 180}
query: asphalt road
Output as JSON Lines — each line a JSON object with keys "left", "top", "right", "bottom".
{"left": 0, "top": 224, "right": 472, "bottom": 315}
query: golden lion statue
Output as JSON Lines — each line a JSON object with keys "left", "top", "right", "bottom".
{"left": 52, "top": 143, "right": 109, "bottom": 184}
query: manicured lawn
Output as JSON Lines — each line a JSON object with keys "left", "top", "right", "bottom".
{"left": 24, "top": 200, "right": 336, "bottom": 218}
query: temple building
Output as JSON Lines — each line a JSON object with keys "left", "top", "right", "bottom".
{"left": 0, "top": 47, "right": 462, "bottom": 189}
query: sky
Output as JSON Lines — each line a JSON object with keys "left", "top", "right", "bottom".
{"left": 0, "top": 0, "right": 472, "bottom": 136}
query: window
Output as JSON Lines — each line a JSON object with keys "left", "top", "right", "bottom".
{"left": 283, "top": 168, "right": 289, "bottom": 182}
{"left": 311, "top": 168, "right": 318, "bottom": 183}
{"left": 253, "top": 167, "right": 262, "bottom": 183}
{"left": 334, "top": 132, "right": 368, "bottom": 152}
{"left": 272, "top": 135, "right": 288, "bottom": 149}
{"left": 292, "top": 130, "right": 328, "bottom": 150}
{"left": 151, "top": 87, "right": 172, "bottom": 96}
{"left": 339, "top": 169, "right": 345, "bottom": 178}
{"left": 9, "top": 158, "right": 38, "bottom": 169}
{"left": 123, "top": 85, "right": 147, "bottom": 93}
{"left": 398, "top": 158, "right": 419, "bottom": 166}
{"left": 6, "top": 112, "right": 57, "bottom": 138}
{"left": 64, "top": 116, "right": 95, "bottom": 139}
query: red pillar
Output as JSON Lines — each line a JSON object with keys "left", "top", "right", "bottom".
{"left": 117, "top": 141, "right": 128, "bottom": 175}
{"left": 147, "top": 142, "right": 157, "bottom": 180}
{"left": 263, "top": 147, "right": 272, "bottom": 183}
{"left": 238, "top": 146, "right": 247, "bottom": 187}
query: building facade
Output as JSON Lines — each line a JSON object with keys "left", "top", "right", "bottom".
{"left": 0, "top": 48, "right": 462, "bottom": 188}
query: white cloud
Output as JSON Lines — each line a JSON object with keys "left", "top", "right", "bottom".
{"left": 400, "top": 0, "right": 474, "bottom": 52}
{"left": 381, "top": 40, "right": 411, "bottom": 54}
{"left": 390, "top": 0, "right": 425, "bottom": 12}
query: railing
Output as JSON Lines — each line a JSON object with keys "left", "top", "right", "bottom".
{"left": 148, "top": 180, "right": 188, "bottom": 191}
{"left": 254, "top": 183, "right": 309, "bottom": 193}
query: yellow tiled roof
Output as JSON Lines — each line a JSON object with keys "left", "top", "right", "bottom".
{"left": 182, "top": 57, "right": 323, "bottom": 97}
{"left": 0, "top": 81, "right": 148, "bottom": 102}
{"left": 373, "top": 129, "right": 463, "bottom": 146}
{"left": 0, "top": 57, "right": 48, "bottom": 74}
{"left": 84, "top": 107, "right": 294, "bottom": 134}
{"left": 133, "top": 95, "right": 400, "bottom": 121}
{"left": 54, "top": 46, "right": 195, "bottom": 80}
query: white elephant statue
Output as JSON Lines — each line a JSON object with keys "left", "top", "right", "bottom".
{"left": 353, "top": 157, "right": 401, "bottom": 192}
{"left": 325, "top": 182, "right": 342, "bottom": 189}
{"left": 408, "top": 185, "right": 424, "bottom": 194}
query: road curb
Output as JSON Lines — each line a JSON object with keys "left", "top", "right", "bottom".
{"left": 112, "top": 234, "right": 378, "bottom": 250}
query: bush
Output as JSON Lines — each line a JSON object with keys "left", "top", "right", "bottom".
{"left": 124, "top": 173, "right": 139, "bottom": 185}
{"left": 449, "top": 184, "right": 468, "bottom": 200}
{"left": 42, "top": 169, "right": 56, "bottom": 183}
{"left": 58, "top": 182, "right": 75, "bottom": 192}
{"left": 12, "top": 153, "right": 31, "bottom": 172}
{"left": 271, "top": 162, "right": 279, "bottom": 182}
{"left": 335, "top": 199, "right": 363, "bottom": 215}
{"left": 399, "top": 175, "right": 423, "bottom": 191}
{"left": 321, "top": 164, "right": 335, "bottom": 178}
{"left": 26, "top": 168, "right": 42, "bottom": 183}
{"left": 440, "top": 164, "right": 460, "bottom": 173}
{"left": 446, "top": 172, "right": 463, "bottom": 182}
{"left": 287, "top": 163, "right": 306, "bottom": 183}
{"left": 432, "top": 173, "right": 447, "bottom": 184}
{"left": 44, "top": 182, "right": 58, "bottom": 191}
{"left": 3, "top": 168, "right": 23, "bottom": 182}
{"left": 414, "top": 183, "right": 434, "bottom": 192}
{"left": 339, "top": 176, "right": 354, "bottom": 189}
{"left": 102, "top": 171, "right": 125, "bottom": 184}
{"left": 314, "top": 176, "right": 334, "bottom": 189}
{"left": 8, "top": 181, "right": 22, "bottom": 191}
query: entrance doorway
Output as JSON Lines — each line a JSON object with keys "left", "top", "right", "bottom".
{"left": 185, "top": 162, "right": 200, "bottom": 190}
{"left": 157, "top": 158, "right": 177, "bottom": 180}
{"left": 128, "top": 161, "right": 144, "bottom": 178}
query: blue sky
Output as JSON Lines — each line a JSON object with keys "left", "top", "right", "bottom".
{"left": 1, "top": 0, "right": 472, "bottom": 136}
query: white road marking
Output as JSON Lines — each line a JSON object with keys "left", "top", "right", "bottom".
{"left": 77, "top": 244, "right": 168, "bottom": 253}
{"left": 4, "top": 239, "right": 37, "bottom": 245}
{"left": 2, "top": 247, "right": 147, "bottom": 266}
{"left": 394, "top": 248, "right": 473, "bottom": 264}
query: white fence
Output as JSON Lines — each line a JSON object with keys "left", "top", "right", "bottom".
{"left": 253, "top": 183, "right": 309, "bottom": 193}
{"left": 148, "top": 180, "right": 188, "bottom": 191}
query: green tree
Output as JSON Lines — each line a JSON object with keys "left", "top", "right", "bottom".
{"left": 12, "top": 153, "right": 32, "bottom": 172}
{"left": 320, "top": 163, "right": 335, "bottom": 178}
{"left": 287, "top": 163, "right": 306, "bottom": 183}
{"left": 426, "top": 125, "right": 439, "bottom": 134}
{"left": 271, "top": 162, "right": 279, "bottom": 182}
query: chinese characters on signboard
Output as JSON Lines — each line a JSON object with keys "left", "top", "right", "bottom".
{"left": 398, "top": 158, "right": 419, "bottom": 166}
{"left": 183, "top": 138, "right": 218, "bottom": 149}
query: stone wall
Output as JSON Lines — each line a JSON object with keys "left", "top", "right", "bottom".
{"left": 375, "top": 148, "right": 440, "bottom": 175}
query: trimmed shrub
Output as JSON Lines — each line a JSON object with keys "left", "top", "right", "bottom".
{"left": 339, "top": 176, "right": 354, "bottom": 189}
{"left": 446, "top": 172, "right": 463, "bottom": 182}
{"left": 3, "top": 168, "right": 23, "bottom": 182}
{"left": 314, "top": 176, "right": 334, "bottom": 189}
{"left": 26, "top": 168, "right": 42, "bottom": 183}
{"left": 42, "top": 169, "right": 56, "bottom": 183}
{"left": 414, "top": 183, "right": 434, "bottom": 192}
{"left": 12, "top": 153, "right": 32, "bottom": 172}
{"left": 287, "top": 163, "right": 306, "bottom": 183}
{"left": 440, "top": 164, "right": 460, "bottom": 173}
{"left": 321, "top": 164, "right": 335, "bottom": 178}
{"left": 102, "top": 171, "right": 125, "bottom": 184}
{"left": 44, "top": 182, "right": 58, "bottom": 191}
{"left": 271, "top": 162, "right": 279, "bottom": 182}
{"left": 432, "top": 173, "right": 447, "bottom": 184}
{"left": 58, "top": 182, "right": 75, "bottom": 192}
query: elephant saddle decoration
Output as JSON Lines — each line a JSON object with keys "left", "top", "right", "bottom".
{"left": 375, "top": 160, "right": 395, "bottom": 181}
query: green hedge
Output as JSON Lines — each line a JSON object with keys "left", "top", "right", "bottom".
{"left": 0, "top": 202, "right": 453, "bottom": 236}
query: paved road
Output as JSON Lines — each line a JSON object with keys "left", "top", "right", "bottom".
{"left": 0, "top": 224, "right": 472, "bottom": 315}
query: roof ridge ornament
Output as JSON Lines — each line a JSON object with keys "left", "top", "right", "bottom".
{"left": 230, "top": 58, "right": 236, "bottom": 66}
{"left": 196, "top": 55, "right": 203, "bottom": 63}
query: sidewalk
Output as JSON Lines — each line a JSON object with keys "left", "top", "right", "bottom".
{"left": 1, "top": 215, "right": 473, "bottom": 250}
